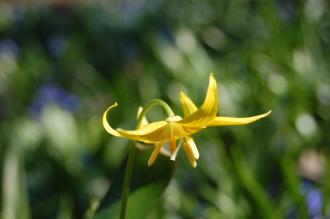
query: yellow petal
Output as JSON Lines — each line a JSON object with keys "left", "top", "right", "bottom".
{"left": 148, "top": 142, "right": 164, "bottom": 166}
{"left": 208, "top": 110, "right": 271, "bottom": 126}
{"left": 117, "top": 121, "right": 169, "bottom": 143}
{"left": 179, "top": 91, "right": 197, "bottom": 117}
{"left": 183, "top": 139, "right": 198, "bottom": 168}
{"left": 103, "top": 103, "right": 167, "bottom": 144}
{"left": 179, "top": 74, "right": 218, "bottom": 131}
{"left": 137, "top": 106, "right": 149, "bottom": 127}
{"left": 102, "top": 102, "right": 123, "bottom": 137}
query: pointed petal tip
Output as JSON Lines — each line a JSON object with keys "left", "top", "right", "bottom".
{"left": 209, "top": 73, "right": 216, "bottom": 81}
{"left": 179, "top": 91, "right": 192, "bottom": 102}
{"left": 209, "top": 73, "right": 218, "bottom": 95}
{"left": 192, "top": 162, "right": 197, "bottom": 168}
{"left": 179, "top": 72, "right": 218, "bottom": 127}
{"left": 208, "top": 109, "right": 271, "bottom": 127}
{"left": 263, "top": 110, "right": 272, "bottom": 117}
{"left": 179, "top": 91, "right": 187, "bottom": 98}
{"left": 209, "top": 73, "right": 217, "bottom": 83}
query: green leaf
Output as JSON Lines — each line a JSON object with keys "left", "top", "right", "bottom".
{"left": 94, "top": 147, "right": 175, "bottom": 219}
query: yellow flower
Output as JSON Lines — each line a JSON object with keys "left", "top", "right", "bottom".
{"left": 103, "top": 74, "right": 271, "bottom": 167}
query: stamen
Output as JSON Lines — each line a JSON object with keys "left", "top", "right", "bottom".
{"left": 183, "top": 139, "right": 198, "bottom": 167}
{"left": 160, "top": 147, "right": 171, "bottom": 157}
{"left": 148, "top": 142, "right": 164, "bottom": 166}
{"left": 170, "top": 139, "right": 183, "bottom": 161}
{"left": 168, "top": 138, "right": 176, "bottom": 153}
{"left": 186, "top": 137, "right": 199, "bottom": 159}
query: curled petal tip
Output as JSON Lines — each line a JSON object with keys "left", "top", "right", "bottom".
{"left": 102, "top": 102, "right": 122, "bottom": 137}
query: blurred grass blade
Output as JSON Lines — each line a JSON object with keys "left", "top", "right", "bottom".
{"left": 232, "top": 147, "right": 280, "bottom": 219}
{"left": 2, "top": 145, "right": 31, "bottom": 219}
{"left": 281, "top": 156, "right": 309, "bottom": 219}
{"left": 94, "top": 147, "right": 175, "bottom": 219}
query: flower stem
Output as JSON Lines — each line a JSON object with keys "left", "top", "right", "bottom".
{"left": 119, "top": 141, "right": 136, "bottom": 219}
{"left": 136, "top": 99, "right": 175, "bottom": 125}
{"left": 119, "top": 99, "right": 174, "bottom": 219}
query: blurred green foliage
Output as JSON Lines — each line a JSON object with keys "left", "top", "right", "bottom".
{"left": 0, "top": 0, "right": 330, "bottom": 218}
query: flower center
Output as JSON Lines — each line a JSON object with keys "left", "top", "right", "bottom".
{"left": 166, "top": 115, "right": 182, "bottom": 122}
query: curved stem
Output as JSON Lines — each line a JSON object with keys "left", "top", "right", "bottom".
{"left": 119, "top": 99, "right": 174, "bottom": 219}
{"left": 136, "top": 99, "right": 175, "bottom": 126}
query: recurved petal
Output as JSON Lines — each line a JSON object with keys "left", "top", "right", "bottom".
{"left": 208, "top": 110, "right": 271, "bottom": 126}
{"left": 179, "top": 74, "right": 218, "bottom": 129}
{"left": 102, "top": 102, "right": 123, "bottom": 137}
{"left": 179, "top": 91, "right": 197, "bottom": 117}
{"left": 117, "top": 121, "right": 169, "bottom": 143}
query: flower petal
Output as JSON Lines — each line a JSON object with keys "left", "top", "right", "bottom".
{"left": 117, "top": 121, "right": 169, "bottom": 143}
{"left": 148, "top": 142, "right": 164, "bottom": 166}
{"left": 179, "top": 91, "right": 197, "bottom": 117}
{"left": 103, "top": 103, "right": 167, "bottom": 143}
{"left": 102, "top": 102, "right": 123, "bottom": 137}
{"left": 179, "top": 74, "right": 218, "bottom": 131}
{"left": 208, "top": 110, "right": 271, "bottom": 126}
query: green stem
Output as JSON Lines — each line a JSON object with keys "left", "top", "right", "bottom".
{"left": 119, "top": 142, "right": 136, "bottom": 219}
{"left": 119, "top": 99, "right": 174, "bottom": 219}
{"left": 136, "top": 99, "right": 175, "bottom": 125}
